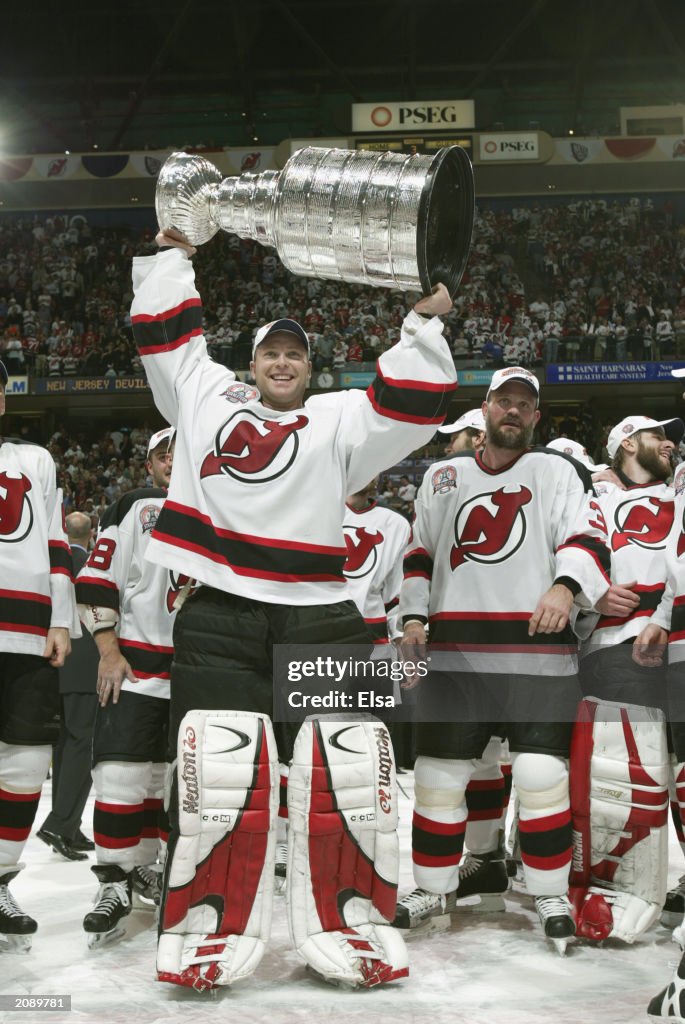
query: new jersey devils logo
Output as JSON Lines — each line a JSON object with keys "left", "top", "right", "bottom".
{"left": 166, "top": 571, "right": 194, "bottom": 614}
{"left": 343, "top": 526, "right": 384, "bottom": 579}
{"left": 611, "top": 496, "right": 673, "bottom": 552}
{"left": 0, "top": 471, "right": 33, "bottom": 543}
{"left": 450, "top": 485, "right": 532, "bottom": 569}
{"left": 200, "top": 410, "right": 308, "bottom": 484}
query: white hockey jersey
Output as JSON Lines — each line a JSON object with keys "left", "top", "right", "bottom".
{"left": 648, "top": 463, "right": 685, "bottom": 664}
{"left": 583, "top": 480, "right": 675, "bottom": 651}
{"left": 399, "top": 449, "right": 611, "bottom": 675}
{"left": 75, "top": 488, "right": 185, "bottom": 699}
{"left": 130, "top": 248, "right": 456, "bottom": 606}
{"left": 342, "top": 501, "right": 411, "bottom": 643}
{"left": 0, "top": 440, "right": 79, "bottom": 655}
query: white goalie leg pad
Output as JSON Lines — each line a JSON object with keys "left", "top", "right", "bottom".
{"left": 569, "top": 697, "right": 669, "bottom": 944}
{"left": 287, "top": 717, "right": 408, "bottom": 988}
{"left": 157, "top": 710, "right": 278, "bottom": 990}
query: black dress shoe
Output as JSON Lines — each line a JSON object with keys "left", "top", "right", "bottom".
{"left": 36, "top": 828, "right": 88, "bottom": 862}
{"left": 71, "top": 830, "right": 95, "bottom": 852}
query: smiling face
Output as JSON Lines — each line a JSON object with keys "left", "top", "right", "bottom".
{"left": 633, "top": 427, "right": 675, "bottom": 481}
{"left": 250, "top": 332, "right": 311, "bottom": 412}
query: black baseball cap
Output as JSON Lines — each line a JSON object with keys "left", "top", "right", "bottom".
{"left": 252, "top": 319, "right": 310, "bottom": 358}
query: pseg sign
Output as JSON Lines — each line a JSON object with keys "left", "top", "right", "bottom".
{"left": 352, "top": 100, "right": 475, "bottom": 133}
{"left": 479, "top": 133, "right": 539, "bottom": 161}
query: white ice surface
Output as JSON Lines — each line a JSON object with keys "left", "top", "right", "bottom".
{"left": 1, "top": 773, "right": 678, "bottom": 1024}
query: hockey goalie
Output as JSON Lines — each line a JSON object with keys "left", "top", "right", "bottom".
{"left": 156, "top": 711, "right": 407, "bottom": 989}
{"left": 569, "top": 697, "right": 669, "bottom": 943}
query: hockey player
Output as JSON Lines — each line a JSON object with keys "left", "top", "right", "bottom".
{"left": 635, "top": 372, "right": 685, "bottom": 1020}
{"left": 0, "top": 358, "right": 79, "bottom": 951}
{"left": 570, "top": 414, "right": 683, "bottom": 944}
{"left": 437, "top": 408, "right": 485, "bottom": 456}
{"left": 75, "top": 427, "right": 179, "bottom": 947}
{"left": 129, "top": 232, "right": 457, "bottom": 989}
{"left": 395, "top": 366, "right": 611, "bottom": 953}
{"left": 343, "top": 479, "right": 411, "bottom": 646}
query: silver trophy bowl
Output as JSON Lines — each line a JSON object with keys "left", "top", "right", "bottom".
{"left": 156, "top": 145, "right": 474, "bottom": 296}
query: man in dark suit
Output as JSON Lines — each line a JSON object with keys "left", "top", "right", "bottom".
{"left": 37, "top": 511, "right": 99, "bottom": 860}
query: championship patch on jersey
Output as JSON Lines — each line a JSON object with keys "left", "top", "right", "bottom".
{"left": 140, "top": 504, "right": 160, "bottom": 534}
{"left": 221, "top": 382, "right": 260, "bottom": 405}
{"left": 432, "top": 465, "right": 457, "bottom": 494}
{"left": 675, "top": 464, "right": 685, "bottom": 497}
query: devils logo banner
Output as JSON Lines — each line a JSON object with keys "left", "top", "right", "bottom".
{"left": 201, "top": 410, "right": 309, "bottom": 483}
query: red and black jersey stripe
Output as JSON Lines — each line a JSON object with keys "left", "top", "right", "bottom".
{"left": 596, "top": 583, "right": 665, "bottom": 631}
{"left": 670, "top": 595, "right": 685, "bottom": 642}
{"left": 368, "top": 366, "right": 456, "bottom": 426}
{"left": 0, "top": 590, "right": 51, "bottom": 637}
{"left": 119, "top": 639, "right": 173, "bottom": 680}
{"left": 75, "top": 577, "right": 119, "bottom": 612}
{"left": 430, "top": 612, "right": 577, "bottom": 649}
{"left": 518, "top": 809, "right": 572, "bottom": 871}
{"left": 404, "top": 547, "right": 433, "bottom": 581}
{"left": 365, "top": 617, "right": 389, "bottom": 644}
{"left": 142, "top": 797, "right": 163, "bottom": 839}
{"left": 132, "top": 298, "right": 203, "bottom": 357}
{"left": 557, "top": 534, "right": 611, "bottom": 577}
{"left": 154, "top": 501, "right": 348, "bottom": 584}
{"left": 49, "top": 540, "right": 72, "bottom": 578}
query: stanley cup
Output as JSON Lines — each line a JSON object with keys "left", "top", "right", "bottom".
{"left": 156, "top": 146, "right": 474, "bottom": 296}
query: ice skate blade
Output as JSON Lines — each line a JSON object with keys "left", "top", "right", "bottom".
{"left": 0, "top": 933, "right": 32, "bottom": 953}
{"left": 402, "top": 913, "right": 452, "bottom": 938}
{"left": 132, "top": 892, "right": 158, "bottom": 911}
{"left": 87, "top": 925, "right": 126, "bottom": 949}
{"left": 552, "top": 937, "right": 570, "bottom": 956}
{"left": 455, "top": 893, "right": 506, "bottom": 914}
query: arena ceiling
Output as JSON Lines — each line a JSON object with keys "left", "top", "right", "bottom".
{"left": 2, "top": 0, "right": 685, "bottom": 152}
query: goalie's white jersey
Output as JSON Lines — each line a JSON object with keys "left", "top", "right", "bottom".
{"left": 75, "top": 487, "right": 185, "bottom": 699}
{"left": 342, "top": 502, "right": 411, "bottom": 644}
{"left": 582, "top": 479, "right": 675, "bottom": 652}
{"left": 399, "top": 449, "right": 611, "bottom": 675}
{"left": 130, "top": 248, "right": 456, "bottom": 607}
{"left": 0, "top": 440, "right": 79, "bottom": 655}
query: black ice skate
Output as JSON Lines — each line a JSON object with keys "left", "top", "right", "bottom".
{"left": 661, "top": 875, "right": 685, "bottom": 929}
{"left": 648, "top": 928, "right": 685, "bottom": 1023}
{"left": 274, "top": 841, "right": 288, "bottom": 896}
{"left": 131, "top": 864, "right": 162, "bottom": 909}
{"left": 392, "top": 887, "right": 454, "bottom": 930}
{"left": 0, "top": 871, "right": 37, "bottom": 953}
{"left": 452, "top": 850, "right": 509, "bottom": 913}
{"left": 83, "top": 864, "right": 132, "bottom": 948}
{"left": 535, "top": 894, "right": 575, "bottom": 956}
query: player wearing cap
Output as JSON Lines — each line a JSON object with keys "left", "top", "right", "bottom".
{"left": 438, "top": 408, "right": 486, "bottom": 455}
{"left": 0, "top": 358, "right": 80, "bottom": 951}
{"left": 74, "top": 427, "right": 184, "bottom": 947}
{"left": 395, "top": 366, "right": 611, "bottom": 953}
{"left": 567, "top": 414, "right": 683, "bottom": 945}
{"left": 546, "top": 436, "right": 608, "bottom": 475}
{"left": 129, "top": 234, "right": 457, "bottom": 990}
